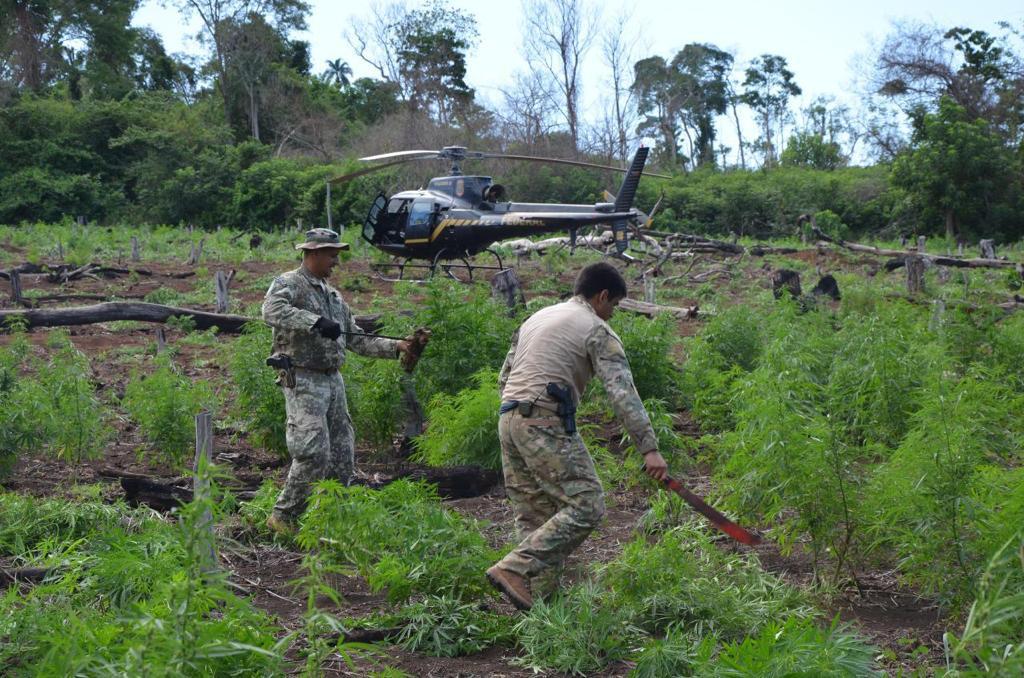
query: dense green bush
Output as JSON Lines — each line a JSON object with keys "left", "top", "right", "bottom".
{"left": 0, "top": 331, "right": 110, "bottom": 470}
{"left": 655, "top": 165, "right": 896, "bottom": 238}
{"left": 410, "top": 280, "right": 522, "bottom": 402}
{"left": 122, "top": 356, "right": 217, "bottom": 467}
{"left": 224, "top": 322, "right": 286, "bottom": 456}
{"left": 609, "top": 311, "right": 681, "bottom": 404}
{"left": 412, "top": 369, "right": 501, "bottom": 470}
{"left": 342, "top": 355, "right": 407, "bottom": 452}
{"left": 866, "top": 370, "right": 1024, "bottom": 603}
{"left": 0, "top": 490, "right": 283, "bottom": 675}
{"left": 297, "top": 479, "right": 500, "bottom": 603}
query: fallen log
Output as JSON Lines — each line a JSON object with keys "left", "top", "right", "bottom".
{"left": 814, "top": 229, "right": 1018, "bottom": 269}
{"left": 0, "top": 301, "right": 255, "bottom": 332}
{"left": 379, "top": 465, "right": 500, "bottom": 500}
{"left": 1, "top": 566, "right": 54, "bottom": 586}
{"left": 619, "top": 297, "right": 699, "bottom": 320}
{"left": 103, "top": 463, "right": 498, "bottom": 511}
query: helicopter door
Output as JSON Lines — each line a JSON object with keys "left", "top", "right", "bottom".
{"left": 405, "top": 199, "right": 435, "bottom": 243}
{"left": 362, "top": 193, "right": 387, "bottom": 244}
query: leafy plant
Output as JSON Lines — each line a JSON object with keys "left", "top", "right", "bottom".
{"left": 701, "top": 616, "right": 879, "bottom": 677}
{"left": 412, "top": 369, "right": 501, "bottom": 470}
{"left": 394, "top": 594, "right": 514, "bottom": 657}
{"left": 943, "top": 534, "right": 1024, "bottom": 676}
{"left": 342, "top": 355, "right": 406, "bottom": 452}
{"left": 513, "top": 582, "right": 641, "bottom": 676}
{"left": 122, "top": 355, "right": 217, "bottom": 468}
{"left": 296, "top": 480, "right": 500, "bottom": 602}
{"left": 410, "top": 279, "right": 522, "bottom": 402}
{"left": 609, "top": 311, "right": 681, "bottom": 404}
{"left": 224, "top": 322, "right": 286, "bottom": 456}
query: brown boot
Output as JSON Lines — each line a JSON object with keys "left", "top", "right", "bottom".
{"left": 266, "top": 514, "right": 296, "bottom": 537}
{"left": 486, "top": 565, "right": 533, "bottom": 611}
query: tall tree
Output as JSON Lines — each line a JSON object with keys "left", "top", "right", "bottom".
{"left": 172, "top": 0, "right": 308, "bottom": 130}
{"left": 600, "top": 8, "right": 638, "bottom": 164}
{"left": 631, "top": 55, "right": 682, "bottom": 168}
{"left": 346, "top": 1, "right": 477, "bottom": 125}
{"left": 322, "top": 58, "right": 352, "bottom": 88}
{"left": 671, "top": 43, "right": 732, "bottom": 168}
{"left": 395, "top": 4, "right": 476, "bottom": 125}
{"left": 741, "top": 53, "right": 801, "bottom": 168}
{"left": 521, "top": 0, "right": 597, "bottom": 152}
{"left": 892, "top": 97, "right": 1012, "bottom": 239}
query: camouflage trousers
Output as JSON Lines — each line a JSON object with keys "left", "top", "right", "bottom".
{"left": 494, "top": 410, "right": 606, "bottom": 590}
{"left": 274, "top": 369, "right": 355, "bottom": 522}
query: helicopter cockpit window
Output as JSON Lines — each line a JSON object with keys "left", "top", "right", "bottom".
{"left": 406, "top": 200, "right": 435, "bottom": 241}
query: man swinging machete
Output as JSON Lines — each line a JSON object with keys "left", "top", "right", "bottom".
{"left": 487, "top": 262, "right": 670, "bottom": 610}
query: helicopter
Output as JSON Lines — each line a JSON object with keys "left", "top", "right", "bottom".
{"left": 329, "top": 145, "right": 667, "bottom": 280}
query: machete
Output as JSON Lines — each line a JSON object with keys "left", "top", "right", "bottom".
{"left": 662, "top": 475, "right": 762, "bottom": 545}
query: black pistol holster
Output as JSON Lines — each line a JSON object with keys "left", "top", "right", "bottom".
{"left": 545, "top": 382, "right": 577, "bottom": 435}
{"left": 266, "top": 353, "right": 296, "bottom": 388}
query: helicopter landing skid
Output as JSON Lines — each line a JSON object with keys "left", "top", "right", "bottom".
{"left": 370, "top": 249, "right": 506, "bottom": 283}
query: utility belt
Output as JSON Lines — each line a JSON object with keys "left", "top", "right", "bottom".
{"left": 266, "top": 353, "right": 336, "bottom": 388}
{"left": 500, "top": 383, "right": 577, "bottom": 434}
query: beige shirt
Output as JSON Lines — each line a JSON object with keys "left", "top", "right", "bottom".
{"left": 499, "top": 295, "right": 657, "bottom": 453}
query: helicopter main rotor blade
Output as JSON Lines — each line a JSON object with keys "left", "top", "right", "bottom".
{"left": 480, "top": 153, "right": 671, "bottom": 179}
{"left": 329, "top": 156, "right": 440, "bottom": 185}
{"left": 360, "top": 150, "right": 441, "bottom": 162}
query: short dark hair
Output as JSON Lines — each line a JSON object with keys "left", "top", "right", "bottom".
{"left": 574, "top": 262, "right": 627, "bottom": 299}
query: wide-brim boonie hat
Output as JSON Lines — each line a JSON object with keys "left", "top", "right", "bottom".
{"left": 295, "top": 228, "right": 350, "bottom": 250}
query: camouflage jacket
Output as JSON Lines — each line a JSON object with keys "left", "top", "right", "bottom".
{"left": 499, "top": 296, "right": 657, "bottom": 454}
{"left": 262, "top": 266, "right": 399, "bottom": 370}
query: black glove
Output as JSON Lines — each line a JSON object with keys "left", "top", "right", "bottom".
{"left": 314, "top": 317, "right": 342, "bottom": 340}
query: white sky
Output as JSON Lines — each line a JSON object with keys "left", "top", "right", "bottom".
{"left": 134, "top": 0, "right": 1023, "bottom": 164}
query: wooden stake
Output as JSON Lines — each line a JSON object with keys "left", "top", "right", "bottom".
{"left": 193, "top": 410, "right": 217, "bottom": 574}
{"left": 131, "top": 236, "right": 140, "bottom": 262}
{"left": 906, "top": 255, "right": 925, "bottom": 295}
{"left": 490, "top": 268, "right": 525, "bottom": 311}
{"left": 214, "top": 269, "right": 234, "bottom": 314}
{"left": 980, "top": 239, "right": 996, "bottom": 259}
{"left": 9, "top": 270, "right": 22, "bottom": 305}
{"left": 917, "top": 235, "right": 927, "bottom": 253}
{"left": 155, "top": 327, "right": 167, "bottom": 354}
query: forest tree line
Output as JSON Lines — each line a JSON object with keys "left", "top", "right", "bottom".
{"left": 1, "top": 0, "right": 1023, "bottom": 241}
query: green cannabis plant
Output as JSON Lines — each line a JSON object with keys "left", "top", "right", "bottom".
{"left": 122, "top": 355, "right": 217, "bottom": 468}
{"left": 413, "top": 369, "right": 502, "bottom": 470}
{"left": 297, "top": 479, "right": 500, "bottom": 602}
{"left": 224, "top": 321, "right": 286, "bottom": 456}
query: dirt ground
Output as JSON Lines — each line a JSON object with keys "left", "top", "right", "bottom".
{"left": 0, "top": 245, "right": 951, "bottom": 675}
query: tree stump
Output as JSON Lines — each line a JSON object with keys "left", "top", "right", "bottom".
{"left": 131, "top": 236, "right": 141, "bottom": 262}
{"left": 186, "top": 238, "right": 205, "bottom": 266}
{"left": 906, "top": 256, "right": 926, "bottom": 295}
{"left": 643, "top": 273, "right": 656, "bottom": 304}
{"left": 155, "top": 327, "right": 167, "bottom": 354}
{"left": 980, "top": 239, "right": 996, "bottom": 259}
{"left": 900, "top": 234, "right": 908, "bottom": 248}
{"left": 810, "top": 274, "right": 841, "bottom": 300}
{"left": 917, "top": 235, "right": 927, "bottom": 253}
{"left": 8, "top": 270, "right": 22, "bottom": 305}
{"left": 771, "top": 269, "right": 802, "bottom": 299}
{"left": 214, "top": 269, "right": 234, "bottom": 314}
{"left": 490, "top": 268, "right": 525, "bottom": 312}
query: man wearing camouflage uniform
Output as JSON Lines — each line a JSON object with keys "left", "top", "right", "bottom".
{"left": 262, "top": 228, "right": 415, "bottom": 534}
{"left": 487, "top": 262, "right": 669, "bottom": 610}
